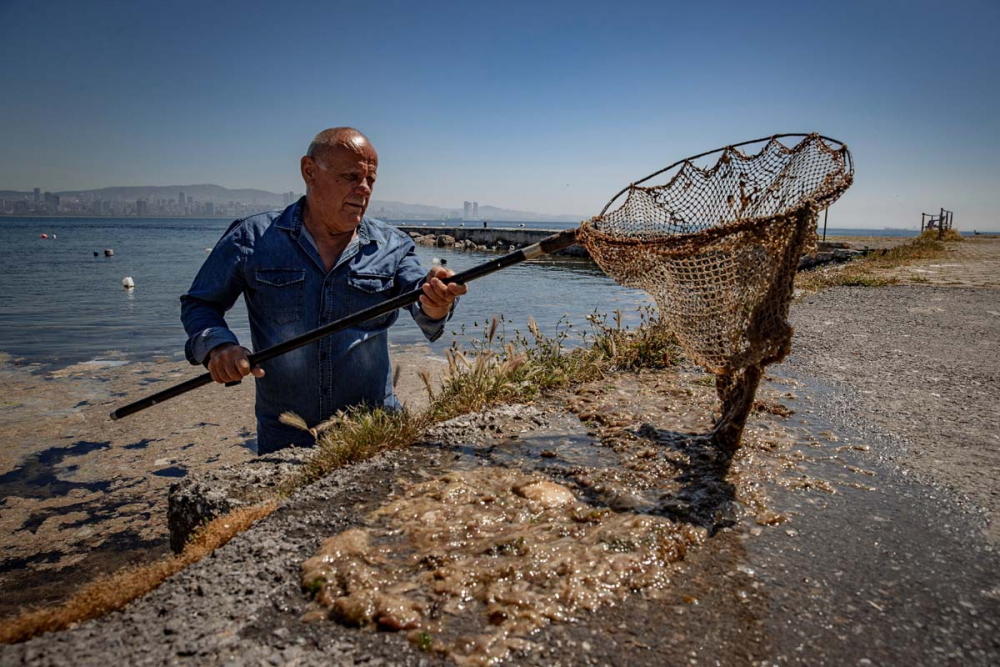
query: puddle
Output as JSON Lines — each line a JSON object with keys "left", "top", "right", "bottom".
{"left": 302, "top": 467, "right": 707, "bottom": 665}
{"left": 0, "top": 441, "right": 112, "bottom": 499}
{"left": 300, "top": 375, "right": 799, "bottom": 665}
{"left": 123, "top": 438, "right": 159, "bottom": 450}
{"left": 152, "top": 466, "right": 187, "bottom": 478}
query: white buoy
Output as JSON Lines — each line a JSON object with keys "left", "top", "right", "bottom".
{"left": 431, "top": 257, "right": 441, "bottom": 265}
{"left": 104, "top": 248, "right": 114, "bottom": 257}
{"left": 122, "top": 276, "right": 135, "bottom": 290}
{"left": 52, "top": 234, "right": 57, "bottom": 239}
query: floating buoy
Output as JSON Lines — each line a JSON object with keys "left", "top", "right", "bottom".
{"left": 518, "top": 223, "right": 525, "bottom": 228}
{"left": 52, "top": 234, "right": 57, "bottom": 239}
{"left": 40, "top": 233, "right": 48, "bottom": 239}
{"left": 122, "top": 276, "right": 135, "bottom": 289}
{"left": 440, "top": 258, "right": 447, "bottom": 266}
{"left": 431, "top": 257, "right": 441, "bottom": 265}
{"left": 205, "top": 248, "right": 212, "bottom": 253}
{"left": 93, "top": 251, "right": 99, "bottom": 257}
{"left": 104, "top": 248, "right": 114, "bottom": 257}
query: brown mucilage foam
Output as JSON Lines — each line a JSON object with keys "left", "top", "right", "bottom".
{"left": 301, "top": 468, "right": 706, "bottom": 665}
{"left": 579, "top": 133, "right": 853, "bottom": 450}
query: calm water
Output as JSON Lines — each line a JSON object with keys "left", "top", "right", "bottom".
{"left": 0, "top": 216, "right": 650, "bottom": 368}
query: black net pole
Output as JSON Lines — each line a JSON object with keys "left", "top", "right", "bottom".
{"left": 109, "top": 228, "right": 578, "bottom": 420}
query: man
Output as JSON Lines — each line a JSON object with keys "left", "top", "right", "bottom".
{"left": 181, "top": 128, "right": 466, "bottom": 454}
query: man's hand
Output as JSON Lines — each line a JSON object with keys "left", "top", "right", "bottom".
{"left": 207, "top": 344, "right": 265, "bottom": 384}
{"left": 420, "top": 266, "right": 467, "bottom": 320}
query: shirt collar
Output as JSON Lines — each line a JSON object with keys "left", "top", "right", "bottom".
{"left": 278, "top": 197, "right": 376, "bottom": 248}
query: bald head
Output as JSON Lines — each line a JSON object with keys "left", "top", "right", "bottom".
{"left": 307, "top": 127, "right": 377, "bottom": 164}
{"left": 301, "top": 127, "right": 379, "bottom": 234}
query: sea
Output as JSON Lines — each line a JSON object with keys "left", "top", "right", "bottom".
{"left": 0, "top": 216, "right": 650, "bottom": 369}
{"left": 1, "top": 216, "right": 992, "bottom": 369}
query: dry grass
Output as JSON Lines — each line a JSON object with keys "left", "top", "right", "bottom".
{"left": 796, "top": 230, "right": 961, "bottom": 292}
{"left": 281, "top": 310, "right": 681, "bottom": 489}
{"left": 0, "top": 501, "right": 275, "bottom": 645}
{"left": 279, "top": 407, "right": 426, "bottom": 492}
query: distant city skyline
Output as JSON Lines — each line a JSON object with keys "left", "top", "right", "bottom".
{"left": 1, "top": 1, "right": 998, "bottom": 230}
{"left": 0, "top": 183, "right": 581, "bottom": 222}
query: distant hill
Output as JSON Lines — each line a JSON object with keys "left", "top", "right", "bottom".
{"left": 0, "top": 185, "right": 581, "bottom": 222}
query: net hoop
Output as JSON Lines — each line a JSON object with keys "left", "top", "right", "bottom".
{"left": 578, "top": 132, "right": 854, "bottom": 450}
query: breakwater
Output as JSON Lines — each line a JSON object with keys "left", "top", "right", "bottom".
{"left": 394, "top": 224, "right": 862, "bottom": 265}
{"left": 394, "top": 225, "right": 589, "bottom": 257}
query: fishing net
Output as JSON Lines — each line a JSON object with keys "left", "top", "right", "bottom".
{"left": 578, "top": 133, "right": 853, "bottom": 450}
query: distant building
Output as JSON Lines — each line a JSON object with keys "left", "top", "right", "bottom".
{"left": 205, "top": 202, "right": 214, "bottom": 215}
{"left": 463, "top": 201, "right": 472, "bottom": 219}
{"left": 473, "top": 201, "right": 479, "bottom": 217}
{"left": 178, "top": 191, "right": 185, "bottom": 209}
{"left": 136, "top": 199, "right": 148, "bottom": 216}
{"left": 33, "top": 188, "right": 40, "bottom": 205}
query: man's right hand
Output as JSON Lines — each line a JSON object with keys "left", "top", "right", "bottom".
{"left": 207, "top": 344, "right": 265, "bottom": 384}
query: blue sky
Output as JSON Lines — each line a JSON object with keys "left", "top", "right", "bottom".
{"left": 1, "top": 0, "right": 997, "bottom": 229}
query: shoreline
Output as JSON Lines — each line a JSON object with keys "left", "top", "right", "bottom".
{"left": 0, "top": 345, "right": 446, "bottom": 619}
{"left": 1, "top": 235, "right": 998, "bottom": 663}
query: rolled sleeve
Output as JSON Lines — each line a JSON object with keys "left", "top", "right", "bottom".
{"left": 180, "top": 220, "right": 248, "bottom": 365}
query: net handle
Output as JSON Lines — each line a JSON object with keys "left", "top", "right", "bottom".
{"left": 598, "top": 133, "right": 852, "bottom": 216}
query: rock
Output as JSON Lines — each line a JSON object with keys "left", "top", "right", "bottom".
{"left": 167, "top": 447, "right": 311, "bottom": 552}
{"left": 436, "top": 235, "right": 456, "bottom": 247}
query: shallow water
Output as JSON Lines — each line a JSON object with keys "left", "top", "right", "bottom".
{"left": 0, "top": 216, "right": 650, "bottom": 369}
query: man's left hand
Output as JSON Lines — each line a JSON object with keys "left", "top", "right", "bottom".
{"left": 420, "top": 266, "right": 467, "bottom": 320}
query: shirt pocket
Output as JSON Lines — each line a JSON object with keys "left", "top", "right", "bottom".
{"left": 253, "top": 268, "right": 306, "bottom": 325}
{"left": 347, "top": 271, "right": 399, "bottom": 330}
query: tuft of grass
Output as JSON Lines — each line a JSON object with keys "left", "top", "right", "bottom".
{"left": 0, "top": 501, "right": 275, "bottom": 645}
{"left": 934, "top": 228, "right": 964, "bottom": 242}
{"left": 428, "top": 308, "right": 681, "bottom": 423}
{"left": 797, "top": 229, "right": 961, "bottom": 292}
{"left": 586, "top": 307, "right": 681, "bottom": 371}
{"left": 281, "top": 407, "right": 427, "bottom": 493}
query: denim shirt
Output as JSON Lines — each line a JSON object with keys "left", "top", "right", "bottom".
{"left": 181, "top": 199, "right": 450, "bottom": 454}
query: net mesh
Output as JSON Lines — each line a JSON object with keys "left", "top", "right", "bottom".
{"left": 578, "top": 134, "right": 853, "bottom": 450}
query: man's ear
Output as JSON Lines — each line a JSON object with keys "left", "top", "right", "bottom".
{"left": 300, "top": 156, "right": 315, "bottom": 185}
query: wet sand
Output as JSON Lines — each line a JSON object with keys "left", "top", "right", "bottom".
{"left": 0, "top": 346, "right": 444, "bottom": 618}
